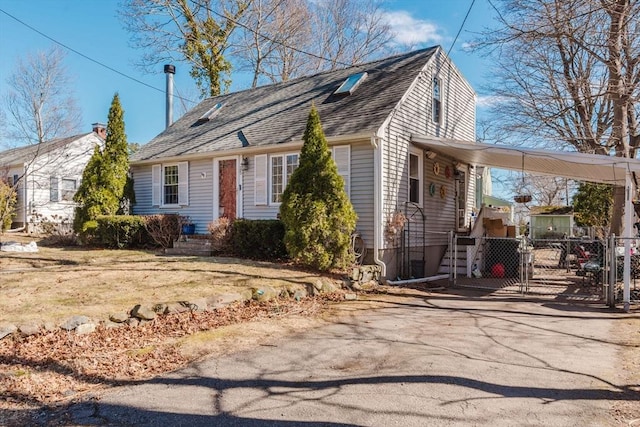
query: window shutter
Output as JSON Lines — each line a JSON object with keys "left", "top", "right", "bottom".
{"left": 152, "top": 164, "right": 161, "bottom": 206}
{"left": 332, "top": 145, "right": 350, "bottom": 197}
{"left": 254, "top": 154, "right": 267, "bottom": 205}
{"left": 50, "top": 176, "right": 59, "bottom": 202}
{"left": 178, "top": 162, "right": 189, "bottom": 206}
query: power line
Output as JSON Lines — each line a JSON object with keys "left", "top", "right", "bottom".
{"left": 194, "top": 0, "right": 357, "bottom": 70}
{"left": 0, "top": 7, "right": 197, "bottom": 104}
{"left": 447, "top": 0, "right": 476, "bottom": 56}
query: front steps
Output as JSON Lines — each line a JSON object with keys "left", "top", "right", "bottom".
{"left": 164, "top": 236, "right": 213, "bottom": 256}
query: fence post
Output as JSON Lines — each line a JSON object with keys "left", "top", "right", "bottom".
{"left": 608, "top": 234, "right": 616, "bottom": 308}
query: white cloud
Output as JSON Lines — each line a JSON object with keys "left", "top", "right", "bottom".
{"left": 381, "top": 11, "right": 443, "bottom": 47}
{"left": 460, "top": 41, "right": 477, "bottom": 52}
{"left": 476, "top": 95, "right": 505, "bottom": 108}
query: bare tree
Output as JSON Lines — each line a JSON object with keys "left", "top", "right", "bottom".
{"left": 120, "top": 0, "right": 250, "bottom": 98}
{"left": 233, "top": 0, "right": 394, "bottom": 85}
{"left": 306, "top": 0, "right": 394, "bottom": 72}
{"left": 480, "top": 0, "right": 640, "bottom": 234}
{"left": 3, "top": 46, "right": 82, "bottom": 147}
{"left": 233, "top": 0, "right": 312, "bottom": 86}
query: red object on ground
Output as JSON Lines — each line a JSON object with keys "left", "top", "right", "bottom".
{"left": 491, "top": 263, "right": 505, "bottom": 278}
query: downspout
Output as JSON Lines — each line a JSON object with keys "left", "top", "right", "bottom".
{"left": 371, "top": 135, "right": 386, "bottom": 278}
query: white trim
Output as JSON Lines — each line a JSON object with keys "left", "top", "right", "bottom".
{"left": 432, "top": 75, "right": 443, "bottom": 125}
{"left": 408, "top": 147, "right": 423, "bottom": 207}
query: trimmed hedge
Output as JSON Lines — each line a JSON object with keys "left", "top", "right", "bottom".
{"left": 92, "top": 215, "right": 150, "bottom": 249}
{"left": 230, "top": 219, "right": 287, "bottom": 260}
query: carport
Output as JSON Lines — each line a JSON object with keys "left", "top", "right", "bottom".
{"left": 411, "top": 135, "right": 640, "bottom": 311}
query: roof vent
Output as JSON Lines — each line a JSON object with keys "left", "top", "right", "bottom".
{"left": 334, "top": 72, "right": 367, "bottom": 95}
{"left": 196, "top": 102, "right": 223, "bottom": 124}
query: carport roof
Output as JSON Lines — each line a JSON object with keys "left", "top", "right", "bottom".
{"left": 411, "top": 135, "right": 640, "bottom": 185}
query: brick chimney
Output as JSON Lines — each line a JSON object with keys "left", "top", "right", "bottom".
{"left": 92, "top": 122, "right": 107, "bottom": 139}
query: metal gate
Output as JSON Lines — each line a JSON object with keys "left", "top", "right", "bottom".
{"left": 452, "top": 234, "right": 616, "bottom": 302}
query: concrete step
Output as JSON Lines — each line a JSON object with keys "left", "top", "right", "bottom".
{"left": 165, "top": 247, "right": 213, "bottom": 256}
{"left": 173, "top": 239, "right": 212, "bottom": 249}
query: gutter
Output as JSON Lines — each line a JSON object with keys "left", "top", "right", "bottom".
{"left": 371, "top": 135, "right": 386, "bottom": 278}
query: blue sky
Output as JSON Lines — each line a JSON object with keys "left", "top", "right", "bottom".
{"left": 0, "top": 0, "right": 496, "bottom": 146}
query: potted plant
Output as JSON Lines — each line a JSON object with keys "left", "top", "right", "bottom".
{"left": 180, "top": 216, "right": 195, "bottom": 235}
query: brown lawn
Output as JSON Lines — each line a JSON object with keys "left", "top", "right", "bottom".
{"left": 0, "top": 233, "right": 335, "bottom": 326}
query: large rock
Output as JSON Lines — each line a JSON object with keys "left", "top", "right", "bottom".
{"left": 61, "top": 315, "right": 91, "bottom": 331}
{"left": 18, "top": 323, "right": 40, "bottom": 336}
{"left": 75, "top": 323, "right": 96, "bottom": 335}
{"left": 130, "top": 305, "right": 156, "bottom": 320}
{"left": 188, "top": 298, "right": 208, "bottom": 312}
{"left": 109, "top": 312, "right": 129, "bottom": 323}
{"left": 252, "top": 286, "right": 278, "bottom": 302}
{"left": 0, "top": 324, "right": 17, "bottom": 340}
{"left": 293, "top": 289, "right": 308, "bottom": 301}
{"left": 165, "top": 302, "right": 191, "bottom": 314}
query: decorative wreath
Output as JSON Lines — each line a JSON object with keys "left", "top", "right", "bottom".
{"left": 429, "top": 182, "right": 436, "bottom": 196}
{"left": 440, "top": 185, "right": 446, "bottom": 198}
{"left": 445, "top": 165, "right": 452, "bottom": 179}
{"left": 433, "top": 162, "right": 441, "bottom": 176}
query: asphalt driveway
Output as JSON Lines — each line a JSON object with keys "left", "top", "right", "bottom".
{"left": 60, "top": 288, "right": 640, "bottom": 426}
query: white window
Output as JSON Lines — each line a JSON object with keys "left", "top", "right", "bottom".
{"left": 335, "top": 72, "right": 367, "bottom": 95}
{"left": 164, "top": 165, "right": 179, "bottom": 205}
{"left": 433, "top": 77, "right": 442, "bottom": 124}
{"left": 60, "top": 178, "right": 77, "bottom": 201}
{"left": 152, "top": 162, "right": 189, "bottom": 207}
{"left": 50, "top": 176, "right": 59, "bottom": 202}
{"left": 270, "top": 153, "right": 299, "bottom": 204}
{"left": 409, "top": 150, "right": 423, "bottom": 206}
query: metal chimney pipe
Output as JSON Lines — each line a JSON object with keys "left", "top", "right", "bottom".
{"left": 164, "top": 64, "right": 176, "bottom": 129}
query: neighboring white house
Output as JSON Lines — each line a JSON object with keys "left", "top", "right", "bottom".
{"left": 0, "top": 124, "right": 105, "bottom": 231}
{"left": 130, "top": 47, "right": 477, "bottom": 279}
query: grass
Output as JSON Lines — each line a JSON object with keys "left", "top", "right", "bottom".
{"left": 0, "top": 233, "right": 332, "bottom": 326}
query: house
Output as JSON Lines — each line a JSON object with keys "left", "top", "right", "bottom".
{"left": 130, "top": 47, "right": 477, "bottom": 280}
{"left": 0, "top": 124, "right": 105, "bottom": 232}
{"left": 529, "top": 206, "right": 575, "bottom": 239}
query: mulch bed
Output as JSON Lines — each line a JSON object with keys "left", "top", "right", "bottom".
{"left": 0, "top": 294, "right": 343, "bottom": 426}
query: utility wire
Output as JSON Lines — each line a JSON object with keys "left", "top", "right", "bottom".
{"left": 194, "top": 0, "right": 356, "bottom": 70}
{"left": 0, "top": 7, "right": 197, "bottom": 104}
{"left": 447, "top": 0, "right": 476, "bottom": 56}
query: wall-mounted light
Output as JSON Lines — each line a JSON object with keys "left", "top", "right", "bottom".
{"left": 425, "top": 150, "right": 437, "bottom": 160}
{"left": 241, "top": 157, "right": 249, "bottom": 171}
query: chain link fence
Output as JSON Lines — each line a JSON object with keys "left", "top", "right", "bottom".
{"left": 453, "top": 235, "right": 612, "bottom": 300}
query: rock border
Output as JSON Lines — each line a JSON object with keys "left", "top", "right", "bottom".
{"left": 1, "top": 275, "right": 377, "bottom": 340}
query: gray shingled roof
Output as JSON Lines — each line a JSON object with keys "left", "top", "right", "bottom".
{"left": 0, "top": 133, "right": 92, "bottom": 167}
{"left": 132, "top": 47, "right": 438, "bottom": 162}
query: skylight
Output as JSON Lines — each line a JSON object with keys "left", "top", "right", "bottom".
{"left": 334, "top": 72, "right": 367, "bottom": 95}
{"left": 196, "top": 102, "right": 223, "bottom": 123}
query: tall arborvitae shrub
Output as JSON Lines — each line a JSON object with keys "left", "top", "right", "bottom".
{"left": 279, "top": 106, "right": 357, "bottom": 271}
{"left": 74, "top": 93, "right": 133, "bottom": 231}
